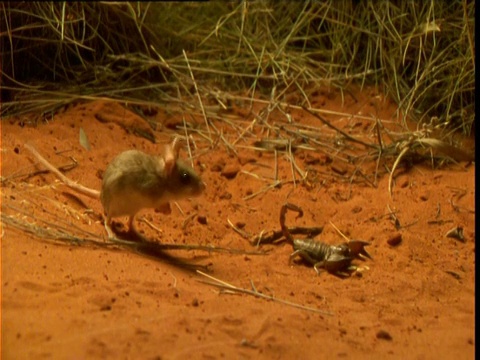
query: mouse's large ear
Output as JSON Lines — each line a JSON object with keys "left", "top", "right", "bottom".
{"left": 164, "top": 137, "right": 181, "bottom": 175}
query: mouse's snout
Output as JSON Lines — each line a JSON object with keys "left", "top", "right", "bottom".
{"left": 191, "top": 179, "right": 206, "bottom": 196}
{"left": 177, "top": 168, "right": 206, "bottom": 197}
{"left": 175, "top": 160, "right": 206, "bottom": 198}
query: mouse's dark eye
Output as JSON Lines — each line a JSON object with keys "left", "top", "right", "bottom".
{"left": 180, "top": 171, "right": 192, "bottom": 185}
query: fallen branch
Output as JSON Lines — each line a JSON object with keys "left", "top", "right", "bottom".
{"left": 196, "top": 270, "right": 334, "bottom": 316}
{"left": 302, "top": 106, "right": 379, "bottom": 150}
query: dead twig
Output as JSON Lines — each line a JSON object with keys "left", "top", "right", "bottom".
{"left": 445, "top": 226, "right": 465, "bottom": 242}
{"left": 1, "top": 157, "right": 78, "bottom": 184}
{"left": 387, "top": 204, "right": 401, "bottom": 230}
{"left": 196, "top": 270, "right": 334, "bottom": 316}
{"left": 242, "top": 180, "right": 283, "bottom": 201}
{"left": 302, "top": 106, "right": 379, "bottom": 150}
{"left": 388, "top": 145, "right": 410, "bottom": 198}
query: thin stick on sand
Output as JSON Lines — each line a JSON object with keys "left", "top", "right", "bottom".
{"left": 196, "top": 270, "right": 334, "bottom": 316}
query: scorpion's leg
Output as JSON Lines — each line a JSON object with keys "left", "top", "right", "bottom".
{"left": 290, "top": 249, "right": 321, "bottom": 267}
{"left": 314, "top": 261, "right": 351, "bottom": 277}
{"left": 313, "top": 262, "right": 326, "bottom": 275}
{"left": 323, "top": 253, "right": 353, "bottom": 273}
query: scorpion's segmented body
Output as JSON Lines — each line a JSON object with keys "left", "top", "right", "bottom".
{"left": 280, "top": 203, "right": 371, "bottom": 275}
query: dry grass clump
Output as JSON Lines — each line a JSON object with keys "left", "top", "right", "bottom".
{"left": 366, "top": 1, "right": 475, "bottom": 135}
{"left": 1, "top": 1, "right": 474, "bottom": 135}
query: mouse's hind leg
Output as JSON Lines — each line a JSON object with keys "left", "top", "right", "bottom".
{"left": 103, "top": 214, "right": 135, "bottom": 241}
{"left": 104, "top": 215, "right": 116, "bottom": 240}
{"left": 127, "top": 215, "right": 147, "bottom": 241}
{"left": 103, "top": 214, "right": 146, "bottom": 242}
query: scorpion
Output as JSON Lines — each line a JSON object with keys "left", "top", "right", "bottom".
{"left": 280, "top": 202, "right": 371, "bottom": 276}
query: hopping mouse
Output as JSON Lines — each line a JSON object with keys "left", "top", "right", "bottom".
{"left": 25, "top": 137, "right": 206, "bottom": 240}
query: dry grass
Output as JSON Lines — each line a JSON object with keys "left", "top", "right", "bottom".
{"left": 1, "top": 1, "right": 474, "bottom": 134}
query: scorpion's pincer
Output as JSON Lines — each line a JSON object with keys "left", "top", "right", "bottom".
{"left": 346, "top": 240, "right": 372, "bottom": 260}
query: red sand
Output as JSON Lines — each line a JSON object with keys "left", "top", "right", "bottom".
{"left": 1, "top": 89, "right": 475, "bottom": 359}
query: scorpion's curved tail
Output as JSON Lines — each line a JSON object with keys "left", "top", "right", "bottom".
{"left": 280, "top": 202, "right": 304, "bottom": 245}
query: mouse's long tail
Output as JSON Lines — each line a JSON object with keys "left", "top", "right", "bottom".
{"left": 25, "top": 143, "right": 100, "bottom": 199}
